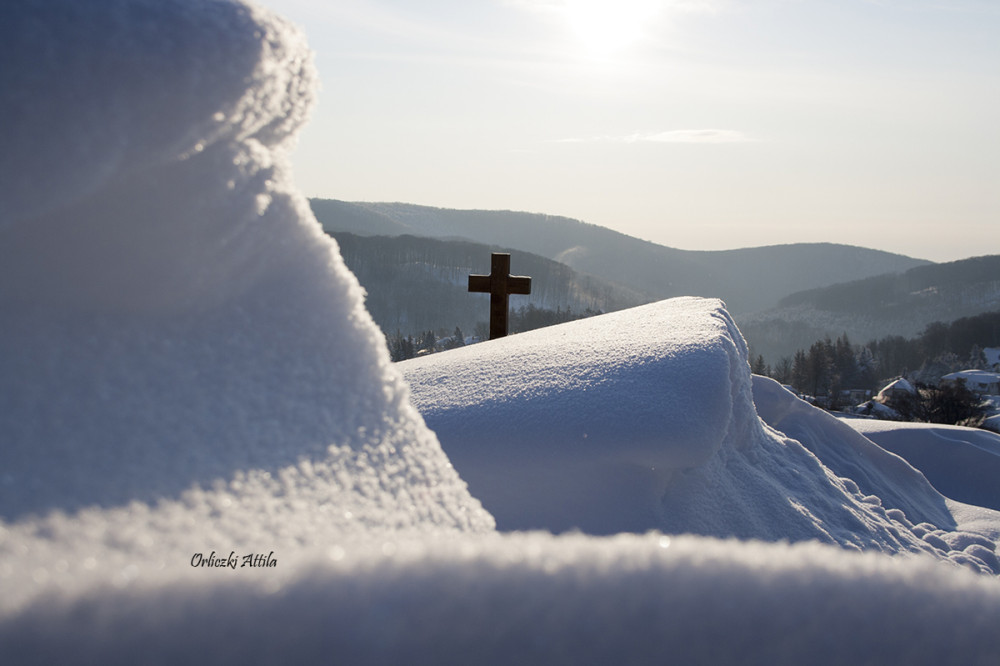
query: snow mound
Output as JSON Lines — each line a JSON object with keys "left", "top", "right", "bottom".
{"left": 402, "top": 298, "right": 755, "bottom": 533}
{"left": 0, "top": 0, "right": 492, "bottom": 613}
{"left": 752, "top": 376, "right": 955, "bottom": 528}
{"left": 6, "top": 533, "right": 1000, "bottom": 664}
{"left": 755, "top": 378, "right": 1000, "bottom": 572}
{"left": 404, "top": 299, "right": 1000, "bottom": 571}
{"left": 1, "top": 0, "right": 311, "bottom": 228}
{"left": 841, "top": 418, "right": 1000, "bottom": 513}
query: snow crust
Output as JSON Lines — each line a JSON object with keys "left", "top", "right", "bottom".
{"left": 403, "top": 299, "right": 1000, "bottom": 572}
{"left": 6, "top": 533, "right": 1000, "bottom": 665}
{"left": 403, "top": 298, "right": 754, "bottom": 533}
{"left": 841, "top": 418, "right": 1000, "bottom": 513}
{"left": 4, "top": 1, "right": 1000, "bottom": 662}
{"left": 1, "top": 0, "right": 492, "bottom": 612}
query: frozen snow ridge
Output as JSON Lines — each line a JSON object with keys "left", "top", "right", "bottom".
{"left": 402, "top": 297, "right": 760, "bottom": 533}
{"left": 405, "top": 298, "right": 1000, "bottom": 571}
{"left": 0, "top": 0, "right": 493, "bottom": 578}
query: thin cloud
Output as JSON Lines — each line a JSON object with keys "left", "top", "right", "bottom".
{"left": 554, "top": 129, "right": 757, "bottom": 144}
{"left": 505, "top": 0, "right": 721, "bottom": 14}
{"left": 645, "top": 129, "right": 757, "bottom": 143}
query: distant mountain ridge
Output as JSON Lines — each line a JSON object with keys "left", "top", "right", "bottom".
{"left": 310, "top": 199, "right": 1000, "bottom": 364}
{"left": 311, "top": 199, "right": 930, "bottom": 314}
{"left": 778, "top": 255, "right": 1000, "bottom": 314}
{"left": 738, "top": 256, "right": 1000, "bottom": 362}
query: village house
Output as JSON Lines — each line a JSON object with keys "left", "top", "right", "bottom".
{"left": 940, "top": 369, "right": 1000, "bottom": 396}
{"left": 875, "top": 377, "right": 917, "bottom": 403}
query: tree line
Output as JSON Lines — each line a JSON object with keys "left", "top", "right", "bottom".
{"left": 387, "top": 304, "right": 603, "bottom": 361}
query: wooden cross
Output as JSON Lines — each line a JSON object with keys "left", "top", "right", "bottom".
{"left": 468, "top": 252, "right": 531, "bottom": 340}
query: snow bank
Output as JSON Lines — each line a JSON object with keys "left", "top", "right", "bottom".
{"left": 400, "top": 298, "right": 1000, "bottom": 573}
{"left": 402, "top": 298, "right": 755, "bottom": 533}
{"left": 404, "top": 299, "right": 1000, "bottom": 570}
{"left": 840, "top": 418, "right": 1000, "bottom": 513}
{"left": 1, "top": 0, "right": 492, "bottom": 612}
{"left": 6, "top": 533, "right": 1000, "bottom": 665}
{"left": 752, "top": 376, "right": 956, "bottom": 528}
{"left": 1, "top": 0, "right": 311, "bottom": 231}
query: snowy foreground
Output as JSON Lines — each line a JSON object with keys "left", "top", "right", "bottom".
{"left": 840, "top": 418, "right": 1000, "bottom": 514}
{"left": 403, "top": 299, "right": 1000, "bottom": 565}
{"left": 3, "top": 1, "right": 1000, "bottom": 663}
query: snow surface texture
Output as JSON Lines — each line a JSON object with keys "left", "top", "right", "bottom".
{"left": 0, "top": 0, "right": 492, "bottom": 607}
{"left": 403, "top": 297, "right": 756, "bottom": 533}
{"left": 753, "top": 377, "right": 1000, "bottom": 572}
{"left": 5, "top": 1, "right": 1000, "bottom": 663}
{"left": 6, "top": 533, "right": 1000, "bottom": 665}
{"left": 841, "top": 418, "right": 1000, "bottom": 513}
{"left": 403, "top": 299, "right": 1000, "bottom": 571}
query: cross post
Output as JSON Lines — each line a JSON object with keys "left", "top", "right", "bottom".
{"left": 468, "top": 253, "right": 531, "bottom": 340}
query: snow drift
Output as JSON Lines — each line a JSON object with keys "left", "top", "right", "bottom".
{"left": 7, "top": 533, "right": 1000, "bottom": 665}
{"left": 842, "top": 418, "right": 1000, "bottom": 513}
{"left": 4, "top": 0, "right": 1000, "bottom": 663}
{"left": 0, "top": 0, "right": 493, "bottom": 588}
{"left": 402, "top": 298, "right": 755, "bottom": 533}
{"left": 403, "top": 299, "right": 1000, "bottom": 572}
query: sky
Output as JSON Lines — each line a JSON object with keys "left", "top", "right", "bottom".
{"left": 255, "top": 0, "right": 999, "bottom": 262}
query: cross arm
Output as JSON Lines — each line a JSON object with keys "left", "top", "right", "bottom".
{"left": 468, "top": 275, "right": 492, "bottom": 292}
{"left": 507, "top": 275, "right": 531, "bottom": 295}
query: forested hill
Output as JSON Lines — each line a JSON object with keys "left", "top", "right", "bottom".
{"left": 778, "top": 255, "right": 1000, "bottom": 315}
{"left": 311, "top": 199, "right": 930, "bottom": 314}
{"left": 738, "top": 255, "right": 1000, "bottom": 364}
{"left": 329, "top": 232, "right": 650, "bottom": 337}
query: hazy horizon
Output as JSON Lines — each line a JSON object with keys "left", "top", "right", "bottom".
{"left": 314, "top": 197, "right": 969, "bottom": 262}
{"left": 258, "top": 0, "right": 999, "bottom": 263}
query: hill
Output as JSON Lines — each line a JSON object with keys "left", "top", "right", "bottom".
{"left": 312, "top": 199, "right": 930, "bottom": 314}
{"left": 401, "top": 297, "right": 982, "bottom": 544}
{"left": 739, "top": 255, "right": 1000, "bottom": 362}
{"left": 779, "top": 255, "right": 1000, "bottom": 314}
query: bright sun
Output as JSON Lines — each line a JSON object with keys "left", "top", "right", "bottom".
{"left": 563, "top": 0, "right": 660, "bottom": 58}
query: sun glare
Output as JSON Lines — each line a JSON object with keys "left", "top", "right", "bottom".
{"left": 564, "top": 0, "right": 660, "bottom": 58}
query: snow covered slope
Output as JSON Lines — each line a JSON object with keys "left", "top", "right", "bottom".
{"left": 402, "top": 299, "right": 1000, "bottom": 572}
{"left": 7, "top": 532, "right": 1000, "bottom": 665}
{"left": 0, "top": 0, "right": 493, "bottom": 610}
{"left": 4, "top": 1, "right": 1000, "bottom": 663}
{"left": 840, "top": 418, "right": 1000, "bottom": 513}
{"left": 402, "top": 297, "right": 755, "bottom": 533}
